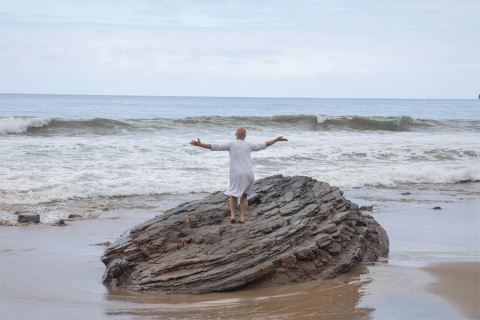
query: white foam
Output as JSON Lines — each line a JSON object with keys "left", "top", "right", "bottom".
{"left": 0, "top": 177, "right": 227, "bottom": 206}
{"left": 0, "top": 129, "right": 478, "bottom": 208}
{"left": 0, "top": 117, "right": 51, "bottom": 134}
{"left": 316, "top": 114, "right": 330, "bottom": 124}
{"left": 318, "top": 163, "right": 480, "bottom": 188}
{"left": 1, "top": 161, "right": 478, "bottom": 206}
{"left": 316, "top": 114, "right": 355, "bottom": 124}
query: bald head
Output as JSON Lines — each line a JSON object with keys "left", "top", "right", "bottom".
{"left": 235, "top": 126, "right": 246, "bottom": 140}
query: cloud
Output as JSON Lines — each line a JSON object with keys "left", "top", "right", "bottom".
{"left": 0, "top": 0, "right": 478, "bottom": 98}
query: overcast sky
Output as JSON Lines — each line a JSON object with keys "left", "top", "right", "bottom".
{"left": 0, "top": 0, "right": 478, "bottom": 98}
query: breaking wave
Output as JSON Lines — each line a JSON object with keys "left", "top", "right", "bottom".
{"left": 0, "top": 117, "right": 132, "bottom": 135}
{"left": 172, "top": 115, "right": 445, "bottom": 131}
{"left": 1, "top": 114, "right": 478, "bottom": 136}
{"left": 0, "top": 117, "right": 51, "bottom": 134}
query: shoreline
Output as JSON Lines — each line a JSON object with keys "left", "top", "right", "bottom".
{"left": 0, "top": 200, "right": 479, "bottom": 319}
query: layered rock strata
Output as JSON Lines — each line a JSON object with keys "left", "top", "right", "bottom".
{"left": 102, "top": 175, "right": 389, "bottom": 294}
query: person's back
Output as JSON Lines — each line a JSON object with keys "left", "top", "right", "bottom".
{"left": 228, "top": 140, "right": 254, "bottom": 170}
{"left": 190, "top": 126, "right": 287, "bottom": 223}
{"left": 212, "top": 139, "right": 267, "bottom": 174}
{"left": 212, "top": 139, "right": 267, "bottom": 203}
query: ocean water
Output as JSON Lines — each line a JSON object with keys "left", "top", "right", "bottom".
{"left": 1, "top": 94, "right": 479, "bottom": 224}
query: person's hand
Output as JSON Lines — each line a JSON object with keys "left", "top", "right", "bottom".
{"left": 190, "top": 138, "right": 202, "bottom": 146}
{"left": 276, "top": 136, "right": 288, "bottom": 142}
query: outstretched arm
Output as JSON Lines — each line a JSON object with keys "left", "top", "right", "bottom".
{"left": 190, "top": 138, "right": 211, "bottom": 150}
{"left": 266, "top": 136, "right": 288, "bottom": 147}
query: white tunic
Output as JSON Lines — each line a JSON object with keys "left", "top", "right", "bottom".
{"left": 211, "top": 140, "right": 267, "bottom": 198}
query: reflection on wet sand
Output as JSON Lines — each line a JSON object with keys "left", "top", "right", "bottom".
{"left": 103, "top": 265, "right": 374, "bottom": 319}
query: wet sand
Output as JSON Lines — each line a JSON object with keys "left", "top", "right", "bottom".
{"left": 0, "top": 201, "right": 479, "bottom": 319}
{"left": 424, "top": 262, "right": 480, "bottom": 319}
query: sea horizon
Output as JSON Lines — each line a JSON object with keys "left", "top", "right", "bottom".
{"left": 1, "top": 92, "right": 478, "bottom": 100}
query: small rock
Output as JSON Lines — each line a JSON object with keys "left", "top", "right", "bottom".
{"left": 68, "top": 214, "right": 83, "bottom": 219}
{"left": 17, "top": 214, "right": 40, "bottom": 224}
{"left": 102, "top": 207, "right": 110, "bottom": 211}
{"left": 91, "top": 242, "right": 112, "bottom": 247}
{"left": 52, "top": 219, "right": 65, "bottom": 226}
{"left": 401, "top": 192, "right": 411, "bottom": 195}
{"left": 432, "top": 206, "right": 442, "bottom": 210}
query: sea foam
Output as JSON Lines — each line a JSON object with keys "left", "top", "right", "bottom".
{"left": 0, "top": 117, "right": 51, "bottom": 134}
{"left": 0, "top": 162, "right": 478, "bottom": 206}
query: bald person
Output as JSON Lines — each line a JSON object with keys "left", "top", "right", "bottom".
{"left": 190, "top": 127, "right": 288, "bottom": 223}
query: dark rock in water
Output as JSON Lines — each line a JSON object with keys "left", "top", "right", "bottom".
{"left": 52, "top": 219, "right": 65, "bottom": 226}
{"left": 359, "top": 205, "right": 374, "bottom": 211}
{"left": 17, "top": 214, "right": 40, "bottom": 224}
{"left": 92, "top": 242, "right": 112, "bottom": 247}
{"left": 432, "top": 206, "right": 442, "bottom": 210}
{"left": 68, "top": 214, "right": 83, "bottom": 219}
{"left": 401, "top": 192, "right": 411, "bottom": 195}
{"left": 101, "top": 175, "right": 389, "bottom": 294}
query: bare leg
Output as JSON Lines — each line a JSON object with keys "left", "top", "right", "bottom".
{"left": 229, "top": 196, "right": 237, "bottom": 221}
{"left": 239, "top": 193, "right": 248, "bottom": 223}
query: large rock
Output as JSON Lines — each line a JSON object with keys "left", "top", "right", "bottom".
{"left": 101, "top": 175, "right": 389, "bottom": 294}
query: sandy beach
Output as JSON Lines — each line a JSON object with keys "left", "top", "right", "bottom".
{"left": 424, "top": 262, "right": 479, "bottom": 319}
{"left": 1, "top": 199, "right": 478, "bottom": 319}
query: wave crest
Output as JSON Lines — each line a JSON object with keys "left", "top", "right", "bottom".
{"left": 0, "top": 117, "right": 51, "bottom": 134}
{"left": 2, "top": 114, "right": 478, "bottom": 136}
{"left": 0, "top": 117, "right": 132, "bottom": 135}
{"left": 163, "top": 114, "right": 477, "bottom": 132}
{"left": 316, "top": 115, "right": 425, "bottom": 131}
